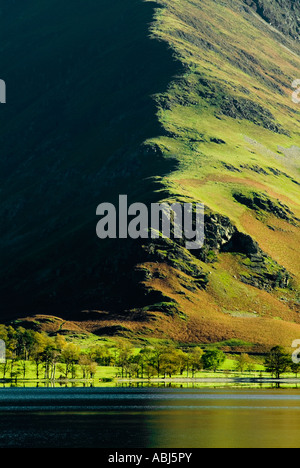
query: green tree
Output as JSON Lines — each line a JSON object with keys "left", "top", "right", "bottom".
{"left": 90, "top": 345, "right": 113, "bottom": 366}
{"left": 173, "top": 349, "right": 189, "bottom": 377}
{"left": 1, "top": 348, "right": 14, "bottom": 379}
{"left": 235, "top": 353, "right": 252, "bottom": 373}
{"left": 15, "top": 327, "right": 37, "bottom": 360}
{"left": 138, "top": 347, "right": 155, "bottom": 379}
{"left": 10, "top": 362, "right": 22, "bottom": 382}
{"left": 60, "top": 343, "right": 81, "bottom": 378}
{"left": 152, "top": 345, "right": 169, "bottom": 378}
{"left": 202, "top": 349, "right": 226, "bottom": 372}
{"left": 42, "top": 340, "right": 60, "bottom": 380}
{"left": 290, "top": 362, "right": 300, "bottom": 378}
{"left": 79, "top": 354, "right": 98, "bottom": 380}
{"left": 87, "top": 361, "right": 98, "bottom": 379}
{"left": 31, "top": 333, "right": 48, "bottom": 379}
{"left": 264, "top": 346, "right": 290, "bottom": 379}
{"left": 0, "top": 325, "right": 8, "bottom": 346}
{"left": 115, "top": 341, "right": 134, "bottom": 378}
{"left": 79, "top": 354, "right": 91, "bottom": 379}
{"left": 190, "top": 347, "right": 204, "bottom": 377}
{"left": 160, "top": 350, "right": 180, "bottom": 378}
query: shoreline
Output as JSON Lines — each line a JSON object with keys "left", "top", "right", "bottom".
{"left": 116, "top": 377, "right": 300, "bottom": 384}
{"left": 1, "top": 376, "right": 300, "bottom": 387}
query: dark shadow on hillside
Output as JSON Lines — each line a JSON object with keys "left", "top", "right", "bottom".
{"left": 0, "top": 0, "right": 182, "bottom": 319}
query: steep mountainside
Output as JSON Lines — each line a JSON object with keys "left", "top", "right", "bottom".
{"left": 246, "top": 0, "right": 300, "bottom": 38}
{"left": 1, "top": 0, "right": 299, "bottom": 351}
{"left": 0, "top": 0, "right": 180, "bottom": 316}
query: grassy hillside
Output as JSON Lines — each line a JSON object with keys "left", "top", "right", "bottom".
{"left": 131, "top": 0, "right": 300, "bottom": 349}
{"left": 1, "top": 0, "right": 300, "bottom": 351}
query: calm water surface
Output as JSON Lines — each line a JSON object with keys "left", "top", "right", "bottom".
{"left": 0, "top": 387, "right": 299, "bottom": 448}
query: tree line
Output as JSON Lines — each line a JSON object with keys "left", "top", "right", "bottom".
{"left": 0, "top": 325, "right": 100, "bottom": 380}
{"left": 115, "top": 343, "right": 226, "bottom": 379}
{"left": 0, "top": 325, "right": 234, "bottom": 380}
{"left": 0, "top": 325, "right": 299, "bottom": 381}
{"left": 0, "top": 325, "right": 227, "bottom": 380}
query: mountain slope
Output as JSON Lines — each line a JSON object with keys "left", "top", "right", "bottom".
{"left": 0, "top": 0, "right": 180, "bottom": 316}
{"left": 1, "top": 0, "right": 300, "bottom": 350}
{"left": 246, "top": 0, "right": 300, "bottom": 39}
{"left": 129, "top": 0, "right": 300, "bottom": 349}
{"left": 131, "top": 0, "right": 300, "bottom": 349}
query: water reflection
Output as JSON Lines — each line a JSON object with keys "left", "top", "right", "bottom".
{"left": 0, "top": 387, "right": 299, "bottom": 447}
{"left": 1, "top": 380, "right": 299, "bottom": 390}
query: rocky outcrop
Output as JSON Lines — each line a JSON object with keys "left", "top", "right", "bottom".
{"left": 204, "top": 212, "right": 291, "bottom": 290}
{"left": 233, "top": 191, "right": 297, "bottom": 224}
{"left": 192, "top": 75, "right": 288, "bottom": 135}
{"left": 142, "top": 238, "right": 209, "bottom": 289}
{"left": 138, "top": 208, "right": 291, "bottom": 296}
{"left": 245, "top": 0, "right": 300, "bottom": 40}
{"left": 240, "top": 253, "right": 291, "bottom": 290}
{"left": 219, "top": 95, "right": 288, "bottom": 135}
{"left": 198, "top": 212, "right": 260, "bottom": 260}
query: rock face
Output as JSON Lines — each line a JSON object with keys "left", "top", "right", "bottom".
{"left": 202, "top": 213, "right": 237, "bottom": 253}
{"left": 233, "top": 192, "right": 297, "bottom": 224}
{"left": 138, "top": 208, "right": 291, "bottom": 301}
{"left": 246, "top": 0, "right": 300, "bottom": 39}
{"left": 220, "top": 95, "right": 288, "bottom": 135}
{"left": 202, "top": 213, "right": 291, "bottom": 291}
{"left": 222, "top": 232, "right": 260, "bottom": 256}
{"left": 196, "top": 212, "right": 261, "bottom": 258}
{"left": 142, "top": 237, "right": 210, "bottom": 289}
{"left": 240, "top": 254, "right": 291, "bottom": 290}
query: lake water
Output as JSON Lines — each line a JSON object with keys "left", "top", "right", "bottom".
{"left": 0, "top": 387, "right": 299, "bottom": 448}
